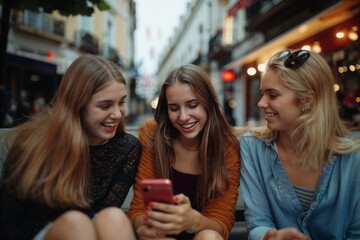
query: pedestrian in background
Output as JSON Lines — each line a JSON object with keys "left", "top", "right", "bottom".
{"left": 0, "top": 82, "right": 11, "bottom": 127}
{"left": 14, "top": 90, "right": 31, "bottom": 125}
{"left": 0, "top": 54, "right": 141, "bottom": 240}
{"left": 128, "top": 64, "right": 240, "bottom": 240}
{"left": 238, "top": 49, "right": 360, "bottom": 239}
{"left": 32, "top": 91, "right": 46, "bottom": 115}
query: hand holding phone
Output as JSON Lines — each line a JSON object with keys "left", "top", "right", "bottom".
{"left": 140, "top": 179, "right": 174, "bottom": 207}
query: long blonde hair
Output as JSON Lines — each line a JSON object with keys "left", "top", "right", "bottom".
{"left": 239, "top": 50, "right": 360, "bottom": 169}
{"left": 2, "top": 54, "right": 126, "bottom": 208}
{"left": 149, "top": 64, "right": 238, "bottom": 210}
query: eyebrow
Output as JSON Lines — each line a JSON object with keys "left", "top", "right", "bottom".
{"left": 167, "top": 99, "right": 198, "bottom": 105}
{"left": 96, "top": 95, "right": 127, "bottom": 104}
{"left": 260, "top": 88, "right": 280, "bottom": 93}
{"left": 95, "top": 100, "right": 113, "bottom": 106}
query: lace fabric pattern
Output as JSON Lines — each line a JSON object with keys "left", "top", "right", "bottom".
{"left": 89, "top": 132, "right": 142, "bottom": 211}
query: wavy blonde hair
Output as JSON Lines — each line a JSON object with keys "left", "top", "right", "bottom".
{"left": 2, "top": 54, "right": 126, "bottom": 208}
{"left": 238, "top": 50, "right": 360, "bottom": 169}
{"left": 148, "top": 64, "right": 238, "bottom": 210}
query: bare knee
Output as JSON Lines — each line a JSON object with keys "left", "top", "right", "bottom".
{"left": 193, "top": 229, "right": 224, "bottom": 240}
{"left": 94, "top": 207, "right": 135, "bottom": 240}
{"left": 44, "top": 211, "right": 96, "bottom": 240}
{"left": 95, "top": 207, "right": 130, "bottom": 226}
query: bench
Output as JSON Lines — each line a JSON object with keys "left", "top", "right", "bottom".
{"left": 0, "top": 128, "right": 248, "bottom": 239}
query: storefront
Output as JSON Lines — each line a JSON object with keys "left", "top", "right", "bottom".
{"left": 225, "top": 0, "right": 360, "bottom": 125}
{"left": 2, "top": 53, "right": 58, "bottom": 126}
{"left": 289, "top": 13, "right": 360, "bottom": 122}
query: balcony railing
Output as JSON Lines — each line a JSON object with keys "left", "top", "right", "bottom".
{"left": 75, "top": 30, "right": 99, "bottom": 54}
{"left": 207, "top": 29, "right": 232, "bottom": 67}
{"left": 13, "top": 10, "right": 65, "bottom": 41}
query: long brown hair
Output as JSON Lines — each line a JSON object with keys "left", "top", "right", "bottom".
{"left": 2, "top": 54, "right": 126, "bottom": 208}
{"left": 150, "top": 64, "right": 238, "bottom": 210}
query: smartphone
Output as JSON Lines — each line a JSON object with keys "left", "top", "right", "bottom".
{"left": 140, "top": 179, "right": 174, "bottom": 207}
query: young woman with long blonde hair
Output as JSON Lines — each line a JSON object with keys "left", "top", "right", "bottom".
{"left": 239, "top": 49, "right": 360, "bottom": 240}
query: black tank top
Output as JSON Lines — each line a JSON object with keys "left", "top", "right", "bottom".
{"left": 169, "top": 168, "right": 200, "bottom": 239}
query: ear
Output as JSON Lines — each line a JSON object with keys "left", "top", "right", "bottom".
{"left": 302, "top": 91, "right": 315, "bottom": 111}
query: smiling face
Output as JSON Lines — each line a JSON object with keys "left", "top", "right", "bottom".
{"left": 166, "top": 82, "right": 207, "bottom": 142}
{"left": 257, "top": 69, "right": 302, "bottom": 133}
{"left": 82, "top": 81, "right": 126, "bottom": 146}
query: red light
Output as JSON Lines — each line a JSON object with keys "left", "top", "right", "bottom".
{"left": 221, "top": 70, "right": 236, "bottom": 82}
{"left": 47, "top": 51, "right": 54, "bottom": 60}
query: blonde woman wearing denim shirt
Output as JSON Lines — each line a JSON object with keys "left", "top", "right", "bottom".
{"left": 238, "top": 49, "right": 360, "bottom": 240}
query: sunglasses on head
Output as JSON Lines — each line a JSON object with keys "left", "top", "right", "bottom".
{"left": 273, "top": 50, "right": 310, "bottom": 69}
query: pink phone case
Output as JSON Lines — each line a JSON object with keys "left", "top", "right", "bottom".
{"left": 140, "top": 179, "right": 174, "bottom": 206}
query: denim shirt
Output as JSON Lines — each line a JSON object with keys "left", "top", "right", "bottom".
{"left": 240, "top": 133, "right": 360, "bottom": 240}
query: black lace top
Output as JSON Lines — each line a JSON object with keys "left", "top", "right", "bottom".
{"left": 0, "top": 132, "right": 141, "bottom": 240}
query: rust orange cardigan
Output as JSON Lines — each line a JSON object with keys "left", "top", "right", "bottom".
{"left": 127, "top": 118, "right": 240, "bottom": 239}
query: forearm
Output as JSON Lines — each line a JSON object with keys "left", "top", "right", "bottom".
{"left": 195, "top": 212, "right": 223, "bottom": 235}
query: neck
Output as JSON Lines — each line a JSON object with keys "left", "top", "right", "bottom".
{"left": 177, "top": 138, "right": 199, "bottom": 152}
{"left": 89, "top": 139, "right": 109, "bottom": 146}
{"left": 277, "top": 131, "right": 301, "bottom": 151}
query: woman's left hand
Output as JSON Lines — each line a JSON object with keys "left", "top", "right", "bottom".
{"left": 262, "top": 228, "right": 309, "bottom": 240}
{"left": 145, "top": 193, "right": 200, "bottom": 235}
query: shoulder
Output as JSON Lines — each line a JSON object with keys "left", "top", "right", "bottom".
{"left": 224, "top": 131, "right": 239, "bottom": 144}
{"left": 331, "top": 150, "right": 360, "bottom": 188}
{"left": 239, "top": 131, "right": 272, "bottom": 155}
{"left": 138, "top": 118, "right": 157, "bottom": 140}
{"left": 341, "top": 148, "right": 360, "bottom": 164}
{"left": 110, "top": 132, "right": 141, "bottom": 151}
{"left": 123, "top": 133, "right": 141, "bottom": 149}
{"left": 139, "top": 118, "right": 157, "bottom": 132}
{"left": 123, "top": 132, "right": 140, "bottom": 143}
{"left": 239, "top": 131, "right": 260, "bottom": 144}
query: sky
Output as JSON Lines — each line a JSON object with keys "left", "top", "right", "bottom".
{"left": 135, "top": 0, "right": 190, "bottom": 76}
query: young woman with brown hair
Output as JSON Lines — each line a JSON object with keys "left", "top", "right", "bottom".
{"left": 128, "top": 64, "right": 240, "bottom": 240}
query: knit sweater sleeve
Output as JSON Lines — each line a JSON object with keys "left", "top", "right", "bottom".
{"left": 127, "top": 118, "right": 157, "bottom": 221}
{"left": 202, "top": 137, "right": 240, "bottom": 239}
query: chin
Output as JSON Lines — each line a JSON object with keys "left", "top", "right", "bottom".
{"left": 266, "top": 123, "right": 276, "bottom": 130}
{"left": 183, "top": 131, "right": 200, "bottom": 140}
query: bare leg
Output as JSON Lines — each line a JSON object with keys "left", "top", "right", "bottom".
{"left": 193, "top": 229, "right": 224, "bottom": 240}
{"left": 44, "top": 210, "right": 97, "bottom": 240}
{"left": 94, "top": 207, "right": 136, "bottom": 240}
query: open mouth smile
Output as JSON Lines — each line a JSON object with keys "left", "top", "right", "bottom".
{"left": 180, "top": 122, "right": 197, "bottom": 129}
{"left": 102, "top": 122, "right": 116, "bottom": 128}
{"left": 265, "top": 112, "right": 277, "bottom": 117}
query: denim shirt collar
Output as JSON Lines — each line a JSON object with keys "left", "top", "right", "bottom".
{"left": 266, "top": 139, "right": 337, "bottom": 221}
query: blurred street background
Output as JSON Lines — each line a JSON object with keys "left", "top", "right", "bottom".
{"left": 0, "top": 0, "right": 359, "bottom": 129}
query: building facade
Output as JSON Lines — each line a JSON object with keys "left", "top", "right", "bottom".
{"left": 156, "top": 0, "right": 360, "bottom": 126}
{"left": 1, "top": 0, "right": 137, "bottom": 126}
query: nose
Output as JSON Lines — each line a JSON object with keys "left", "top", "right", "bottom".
{"left": 179, "top": 108, "right": 190, "bottom": 121}
{"left": 110, "top": 106, "right": 123, "bottom": 119}
{"left": 257, "top": 95, "right": 268, "bottom": 109}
